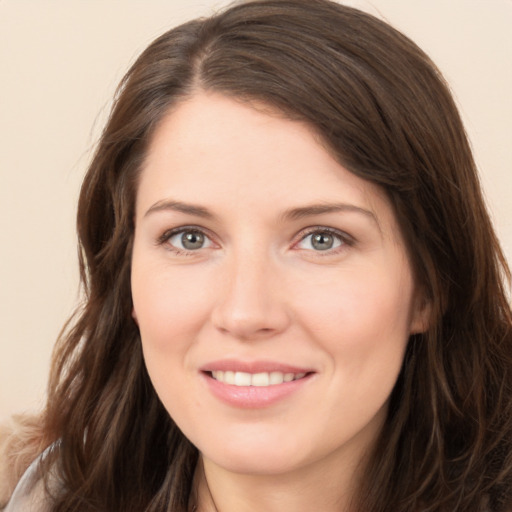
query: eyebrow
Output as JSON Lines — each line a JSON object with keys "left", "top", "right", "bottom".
{"left": 144, "top": 200, "right": 215, "bottom": 219}
{"left": 144, "top": 199, "right": 378, "bottom": 227}
{"left": 281, "top": 203, "right": 379, "bottom": 226}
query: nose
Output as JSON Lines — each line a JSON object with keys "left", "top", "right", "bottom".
{"left": 211, "top": 249, "right": 291, "bottom": 341}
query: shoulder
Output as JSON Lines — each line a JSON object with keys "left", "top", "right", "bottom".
{"left": 0, "top": 414, "right": 49, "bottom": 511}
{"left": 2, "top": 454, "right": 51, "bottom": 512}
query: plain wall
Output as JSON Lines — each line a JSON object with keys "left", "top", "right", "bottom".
{"left": 1, "top": 0, "right": 511, "bottom": 422}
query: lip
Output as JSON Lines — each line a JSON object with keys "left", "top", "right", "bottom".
{"left": 200, "top": 359, "right": 315, "bottom": 408}
{"left": 200, "top": 359, "right": 313, "bottom": 374}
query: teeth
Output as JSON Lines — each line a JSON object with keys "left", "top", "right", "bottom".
{"left": 251, "top": 372, "right": 270, "bottom": 386}
{"left": 234, "top": 371, "right": 251, "bottom": 386}
{"left": 269, "top": 372, "right": 284, "bottom": 385}
{"left": 211, "top": 370, "right": 307, "bottom": 387}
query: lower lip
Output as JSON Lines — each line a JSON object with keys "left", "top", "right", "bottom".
{"left": 202, "top": 372, "right": 313, "bottom": 408}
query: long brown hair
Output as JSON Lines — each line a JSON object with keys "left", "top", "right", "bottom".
{"left": 39, "top": 1, "right": 512, "bottom": 510}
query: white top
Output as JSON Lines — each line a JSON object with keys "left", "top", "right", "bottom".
{"left": 4, "top": 451, "right": 53, "bottom": 512}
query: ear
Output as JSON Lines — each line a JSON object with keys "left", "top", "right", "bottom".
{"left": 410, "top": 291, "right": 432, "bottom": 335}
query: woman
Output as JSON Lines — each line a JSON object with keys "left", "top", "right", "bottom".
{"left": 3, "top": 0, "right": 512, "bottom": 510}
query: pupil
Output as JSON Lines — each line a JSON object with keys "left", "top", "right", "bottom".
{"left": 312, "top": 232, "right": 333, "bottom": 250}
{"left": 182, "top": 231, "right": 204, "bottom": 250}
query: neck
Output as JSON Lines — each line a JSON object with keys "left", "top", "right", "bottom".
{"left": 192, "top": 448, "right": 367, "bottom": 512}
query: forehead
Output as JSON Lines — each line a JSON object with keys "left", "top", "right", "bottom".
{"left": 137, "top": 92, "right": 394, "bottom": 229}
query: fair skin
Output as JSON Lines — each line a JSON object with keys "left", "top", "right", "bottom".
{"left": 131, "top": 91, "right": 428, "bottom": 512}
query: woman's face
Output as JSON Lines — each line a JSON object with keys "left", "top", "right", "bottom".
{"left": 131, "top": 92, "right": 427, "bottom": 479}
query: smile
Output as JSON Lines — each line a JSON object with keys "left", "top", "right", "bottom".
{"left": 211, "top": 370, "right": 307, "bottom": 387}
{"left": 202, "top": 362, "right": 314, "bottom": 408}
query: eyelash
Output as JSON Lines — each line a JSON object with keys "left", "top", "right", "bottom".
{"left": 156, "top": 226, "right": 354, "bottom": 256}
{"left": 293, "top": 226, "right": 354, "bottom": 256}
{"left": 157, "top": 226, "right": 215, "bottom": 256}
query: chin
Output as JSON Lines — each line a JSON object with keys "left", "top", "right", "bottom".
{"left": 204, "top": 448, "right": 305, "bottom": 476}
{"left": 191, "top": 424, "right": 328, "bottom": 477}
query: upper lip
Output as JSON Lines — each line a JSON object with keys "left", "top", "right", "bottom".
{"left": 200, "top": 359, "right": 314, "bottom": 374}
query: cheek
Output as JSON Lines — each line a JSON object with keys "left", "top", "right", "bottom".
{"left": 131, "top": 261, "right": 213, "bottom": 351}
{"left": 131, "top": 262, "right": 211, "bottom": 417}
{"left": 297, "top": 263, "right": 414, "bottom": 339}
{"left": 293, "top": 261, "right": 414, "bottom": 390}
{"left": 293, "top": 266, "right": 413, "bottom": 432}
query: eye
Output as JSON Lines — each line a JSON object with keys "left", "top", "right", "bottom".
{"left": 163, "top": 228, "right": 214, "bottom": 252}
{"left": 296, "top": 229, "right": 347, "bottom": 252}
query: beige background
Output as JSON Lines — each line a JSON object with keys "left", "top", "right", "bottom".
{"left": 1, "top": 0, "right": 511, "bottom": 422}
